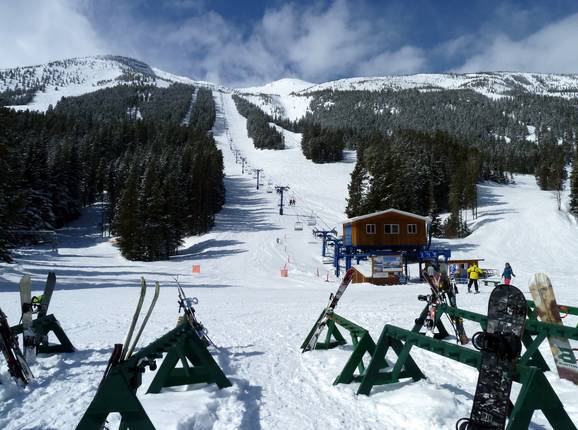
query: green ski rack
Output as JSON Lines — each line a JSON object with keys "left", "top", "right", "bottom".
{"left": 76, "top": 322, "right": 231, "bottom": 430}
{"left": 357, "top": 324, "right": 575, "bottom": 430}
{"left": 11, "top": 313, "right": 75, "bottom": 354}
{"left": 435, "top": 303, "right": 578, "bottom": 372}
{"left": 301, "top": 311, "right": 379, "bottom": 385}
{"left": 527, "top": 300, "right": 578, "bottom": 328}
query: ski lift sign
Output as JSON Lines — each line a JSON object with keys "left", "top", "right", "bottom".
{"left": 372, "top": 254, "right": 402, "bottom": 278}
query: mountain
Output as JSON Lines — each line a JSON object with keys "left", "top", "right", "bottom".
{"left": 0, "top": 55, "right": 215, "bottom": 112}
{"left": 235, "top": 71, "right": 578, "bottom": 121}
{"left": 240, "top": 78, "right": 315, "bottom": 96}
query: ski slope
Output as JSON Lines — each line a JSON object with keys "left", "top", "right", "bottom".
{"left": 0, "top": 90, "right": 577, "bottom": 429}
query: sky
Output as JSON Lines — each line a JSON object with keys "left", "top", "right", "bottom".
{"left": 1, "top": 0, "right": 578, "bottom": 87}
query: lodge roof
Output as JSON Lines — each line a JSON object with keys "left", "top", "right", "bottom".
{"left": 343, "top": 208, "right": 431, "bottom": 225}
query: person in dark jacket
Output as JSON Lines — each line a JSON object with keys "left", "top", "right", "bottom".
{"left": 502, "top": 262, "right": 515, "bottom": 285}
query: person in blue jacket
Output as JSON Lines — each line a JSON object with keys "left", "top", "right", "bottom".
{"left": 502, "top": 262, "right": 515, "bottom": 285}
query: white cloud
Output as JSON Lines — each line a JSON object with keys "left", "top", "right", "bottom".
{"left": 456, "top": 13, "right": 578, "bottom": 73}
{"left": 150, "top": 0, "right": 424, "bottom": 85}
{"left": 0, "top": 0, "right": 107, "bottom": 68}
{"left": 355, "top": 46, "right": 426, "bottom": 76}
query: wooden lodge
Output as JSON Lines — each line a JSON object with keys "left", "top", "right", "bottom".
{"left": 342, "top": 209, "right": 430, "bottom": 248}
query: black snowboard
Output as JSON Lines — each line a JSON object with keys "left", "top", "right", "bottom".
{"left": 457, "top": 284, "right": 526, "bottom": 430}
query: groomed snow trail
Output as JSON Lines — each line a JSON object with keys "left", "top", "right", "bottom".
{"left": 0, "top": 90, "right": 576, "bottom": 429}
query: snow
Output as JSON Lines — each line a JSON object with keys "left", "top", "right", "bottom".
{"left": 527, "top": 125, "right": 537, "bottom": 142}
{"left": 298, "top": 72, "right": 578, "bottom": 101}
{"left": 239, "top": 78, "right": 315, "bottom": 96}
{"left": 0, "top": 89, "right": 577, "bottom": 429}
{"left": 1, "top": 56, "right": 216, "bottom": 113}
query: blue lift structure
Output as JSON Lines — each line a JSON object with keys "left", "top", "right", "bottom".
{"left": 332, "top": 239, "right": 451, "bottom": 278}
{"left": 312, "top": 228, "right": 338, "bottom": 258}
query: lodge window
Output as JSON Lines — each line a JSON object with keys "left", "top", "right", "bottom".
{"left": 366, "top": 223, "right": 376, "bottom": 234}
{"left": 384, "top": 224, "right": 400, "bottom": 234}
{"left": 407, "top": 223, "right": 417, "bottom": 234}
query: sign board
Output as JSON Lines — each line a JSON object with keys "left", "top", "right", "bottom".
{"left": 372, "top": 254, "right": 402, "bottom": 278}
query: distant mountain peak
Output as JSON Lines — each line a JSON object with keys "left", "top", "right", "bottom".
{"left": 0, "top": 55, "right": 209, "bottom": 112}
{"left": 239, "top": 78, "right": 315, "bottom": 96}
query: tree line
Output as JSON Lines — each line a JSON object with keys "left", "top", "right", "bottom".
{"left": 232, "top": 95, "right": 285, "bottom": 150}
{"left": 0, "top": 83, "right": 224, "bottom": 262}
{"left": 346, "top": 130, "right": 480, "bottom": 238}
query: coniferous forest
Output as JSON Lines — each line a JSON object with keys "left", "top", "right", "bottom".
{"left": 232, "top": 95, "right": 285, "bottom": 150}
{"left": 0, "top": 83, "right": 224, "bottom": 262}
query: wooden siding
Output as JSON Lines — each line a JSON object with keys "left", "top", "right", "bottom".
{"left": 344, "top": 212, "right": 427, "bottom": 248}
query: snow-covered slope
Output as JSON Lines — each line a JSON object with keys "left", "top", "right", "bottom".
{"left": 0, "top": 88, "right": 577, "bottom": 429}
{"left": 0, "top": 56, "right": 214, "bottom": 112}
{"left": 235, "top": 71, "right": 578, "bottom": 121}
{"left": 240, "top": 78, "right": 315, "bottom": 96}
{"left": 300, "top": 72, "right": 578, "bottom": 98}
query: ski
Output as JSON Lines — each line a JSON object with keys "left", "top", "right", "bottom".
{"left": 422, "top": 269, "right": 469, "bottom": 344}
{"left": 529, "top": 273, "right": 578, "bottom": 384}
{"left": 125, "top": 280, "right": 161, "bottom": 358}
{"left": 175, "top": 278, "right": 215, "bottom": 347}
{"left": 119, "top": 277, "right": 147, "bottom": 361}
{"left": 302, "top": 267, "right": 355, "bottom": 353}
{"left": 457, "top": 284, "right": 526, "bottom": 430}
{"left": 100, "top": 343, "right": 123, "bottom": 387}
{"left": 0, "top": 307, "right": 34, "bottom": 386}
{"left": 19, "top": 275, "right": 36, "bottom": 364}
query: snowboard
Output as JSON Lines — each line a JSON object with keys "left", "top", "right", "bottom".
{"left": 458, "top": 284, "right": 526, "bottom": 430}
{"left": 528, "top": 273, "right": 578, "bottom": 384}
{"left": 0, "top": 307, "right": 34, "bottom": 385}
{"left": 302, "top": 267, "right": 355, "bottom": 352}
{"left": 34, "top": 272, "right": 56, "bottom": 347}
{"left": 19, "top": 275, "right": 36, "bottom": 364}
{"left": 422, "top": 270, "right": 469, "bottom": 344}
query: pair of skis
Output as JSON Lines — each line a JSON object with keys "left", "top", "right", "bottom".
{"left": 421, "top": 269, "right": 469, "bottom": 345}
{"left": 120, "top": 277, "right": 161, "bottom": 361}
{"left": 0, "top": 307, "right": 34, "bottom": 386}
{"left": 175, "top": 277, "right": 215, "bottom": 347}
{"left": 302, "top": 268, "right": 355, "bottom": 352}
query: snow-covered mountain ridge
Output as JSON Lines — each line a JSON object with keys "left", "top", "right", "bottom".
{"left": 236, "top": 71, "right": 578, "bottom": 121}
{"left": 0, "top": 55, "right": 217, "bottom": 112}
{"left": 297, "top": 72, "right": 578, "bottom": 97}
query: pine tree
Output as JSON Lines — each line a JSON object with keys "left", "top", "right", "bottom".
{"left": 569, "top": 148, "right": 578, "bottom": 216}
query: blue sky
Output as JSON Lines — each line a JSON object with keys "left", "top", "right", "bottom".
{"left": 2, "top": 0, "right": 578, "bottom": 86}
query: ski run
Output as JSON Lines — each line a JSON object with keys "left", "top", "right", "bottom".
{"left": 0, "top": 90, "right": 577, "bottom": 429}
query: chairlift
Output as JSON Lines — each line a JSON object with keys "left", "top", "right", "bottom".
{"left": 266, "top": 185, "right": 273, "bottom": 193}
{"left": 307, "top": 216, "right": 316, "bottom": 226}
{"left": 294, "top": 221, "right": 304, "bottom": 231}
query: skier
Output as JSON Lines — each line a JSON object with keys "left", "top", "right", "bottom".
{"left": 467, "top": 262, "right": 482, "bottom": 293}
{"left": 502, "top": 262, "right": 515, "bottom": 285}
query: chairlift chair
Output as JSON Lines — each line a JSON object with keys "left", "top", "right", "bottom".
{"left": 294, "top": 221, "right": 304, "bottom": 231}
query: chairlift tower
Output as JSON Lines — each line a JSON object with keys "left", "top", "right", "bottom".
{"left": 275, "top": 186, "right": 290, "bottom": 215}
{"left": 255, "top": 169, "right": 263, "bottom": 190}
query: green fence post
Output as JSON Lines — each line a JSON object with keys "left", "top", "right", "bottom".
{"left": 147, "top": 329, "right": 231, "bottom": 393}
{"left": 333, "top": 331, "right": 376, "bottom": 385}
{"left": 76, "top": 366, "right": 154, "bottom": 430}
{"left": 508, "top": 366, "right": 577, "bottom": 430}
